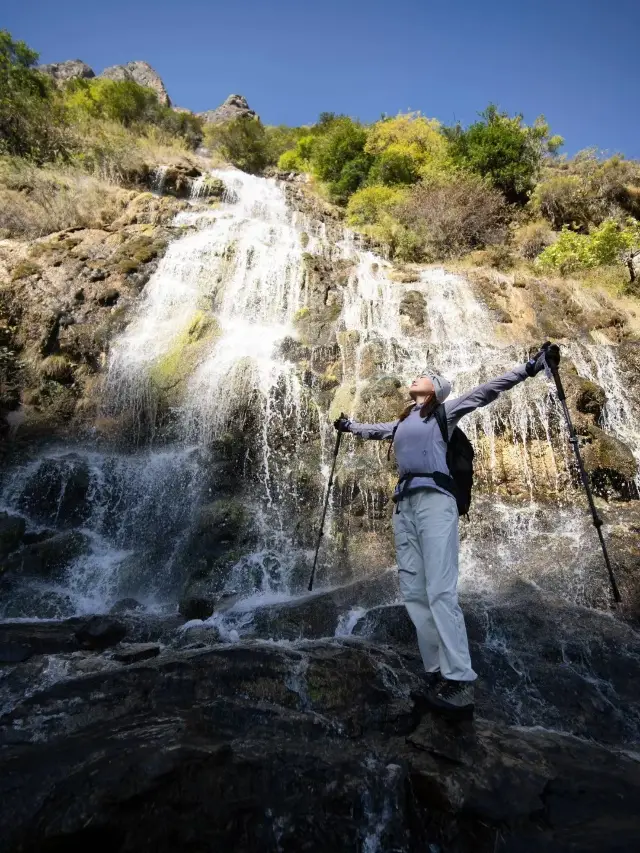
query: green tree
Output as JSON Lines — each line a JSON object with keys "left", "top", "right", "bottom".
{"left": 310, "top": 117, "right": 372, "bottom": 202}
{"left": 365, "top": 112, "right": 454, "bottom": 185}
{"left": 446, "top": 105, "right": 563, "bottom": 204}
{"left": 0, "top": 30, "right": 67, "bottom": 161}
{"left": 204, "top": 115, "right": 269, "bottom": 174}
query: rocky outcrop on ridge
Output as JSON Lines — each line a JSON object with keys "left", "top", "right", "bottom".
{"left": 39, "top": 58, "right": 172, "bottom": 107}
{"left": 38, "top": 59, "right": 95, "bottom": 83}
{"left": 99, "top": 60, "right": 171, "bottom": 107}
{"left": 199, "top": 93, "right": 257, "bottom": 124}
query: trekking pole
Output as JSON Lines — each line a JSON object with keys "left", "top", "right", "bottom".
{"left": 308, "top": 421, "right": 344, "bottom": 592}
{"left": 543, "top": 343, "right": 622, "bottom": 604}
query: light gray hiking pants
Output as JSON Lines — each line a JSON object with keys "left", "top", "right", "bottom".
{"left": 392, "top": 489, "right": 476, "bottom": 682}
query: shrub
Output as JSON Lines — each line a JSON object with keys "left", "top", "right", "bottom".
{"left": 445, "top": 105, "right": 563, "bottom": 204}
{"left": 365, "top": 112, "right": 453, "bottom": 184}
{"left": 513, "top": 220, "right": 555, "bottom": 260}
{"left": 0, "top": 158, "right": 126, "bottom": 237}
{"left": 367, "top": 149, "right": 419, "bottom": 186}
{"left": 0, "top": 30, "right": 68, "bottom": 162}
{"left": 396, "top": 175, "right": 512, "bottom": 259}
{"left": 346, "top": 185, "right": 407, "bottom": 227}
{"left": 64, "top": 78, "right": 203, "bottom": 149}
{"left": 537, "top": 218, "right": 640, "bottom": 277}
{"left": 264, "top": 124, "right": 308, "bottom": 165}
{"left": 309, "top": 117, "right": 372, "bottom": 202}
{"left": 277, "top": 148, "right": 303, "bottom": 172}
{"left": 531, "top": 175, "right": 592, "bottom": 230}
{"left": 204, "top": 115, "right": 269, "bottom": 174}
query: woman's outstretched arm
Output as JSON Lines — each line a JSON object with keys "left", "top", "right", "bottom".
{"left": 444, "top": 364, "right": 531, "bottom": 433}
{"left": 344, "top": 418, "right": 399, "bottom": 441}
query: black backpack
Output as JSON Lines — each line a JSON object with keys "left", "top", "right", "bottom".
{"left": 433, "top": 405, "right": 475, "bottom": 516}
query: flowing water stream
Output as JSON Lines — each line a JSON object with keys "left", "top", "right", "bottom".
{"left": 1, "top": 169, "right": 639, "bottom": 621}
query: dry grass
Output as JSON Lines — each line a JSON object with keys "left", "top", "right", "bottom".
{"left": 0, "top": 118, "right": 207, "bottom": 240}
{"left": 0, "top": 157, "right": 128, "bottom": 239}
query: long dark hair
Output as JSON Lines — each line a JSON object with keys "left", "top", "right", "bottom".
{"left": 398, "top": 396, "right": 438, "bottom": 423}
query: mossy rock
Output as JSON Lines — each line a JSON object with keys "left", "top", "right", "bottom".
{"left": 317, "top": 361, "right": 342, "bottom": 391}
{"left": 330, "top": 383, "right": 356, "bottom": 421}
{"left": 399, "top": 290, "right": 426, "bottom": 329}
{"left": 575, "top": 378, "right": 606, "bottom": 420}
{"left": 293, "top": 302, "right": 342, "bottom": 347}
{"left": 358, "top": 341, "right": 386, "bottom": 380}
{"left": 148, "top": 311, "right": 221, "bottom": 404}
{"left": 355, "top": 375, "right": 405, "bottom": 423}
{"left": 112, "top": 235, "right": 167, "bottom": 274}
{"left": 187, "top": 498, "right": 247, "bottom": 559}
{"left": 582, "top": 426, "right": 638, "bottom": 498}
{"left": 39, "top": 355, "right": 74, "bottom": 384}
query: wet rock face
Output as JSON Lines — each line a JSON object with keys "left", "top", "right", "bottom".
{"left": 1, "top": 631, "right": 639, "bottom": 853}
{"left": 100, "top": 60, "right": 171, "bottom": 107}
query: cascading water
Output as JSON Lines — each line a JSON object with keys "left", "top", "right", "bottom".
{"left": 1, "top": 168, "right": 638, "bottom": 622}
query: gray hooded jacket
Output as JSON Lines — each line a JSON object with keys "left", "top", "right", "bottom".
{"left": 348, "top": 364, "right": 529, "bottom": 502}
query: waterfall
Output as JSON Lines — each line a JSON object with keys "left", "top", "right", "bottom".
{"left": 1, "top": 168, "right": 638, "bottom": 619}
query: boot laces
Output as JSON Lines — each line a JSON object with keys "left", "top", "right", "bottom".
{"left": 438, "top": 679, "right": 466, "bottom": 698}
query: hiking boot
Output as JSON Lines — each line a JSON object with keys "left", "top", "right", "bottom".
{"left": 427, "top": 678, "right": 475, "bottom": 717}
{"left": 424, "top": 671, "right": 442, "bottom": 690}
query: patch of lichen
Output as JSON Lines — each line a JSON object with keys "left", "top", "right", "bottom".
{"left": 10, "top": 261, "right": 40, "bottom": 282}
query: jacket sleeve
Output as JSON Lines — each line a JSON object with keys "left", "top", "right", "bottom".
{"left": 348, "top": 419, "right": 398, "bottom": 440}
{"left": 444, "top": 365, "right": 529, "bottom": 433}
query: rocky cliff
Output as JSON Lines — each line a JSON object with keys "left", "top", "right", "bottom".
{"left": 1, "top": 163, "right": 639, "bottom": 852}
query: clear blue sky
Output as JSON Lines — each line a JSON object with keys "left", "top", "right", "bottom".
{"left": 5, "top": 0, "right": 640, "bottom": 157}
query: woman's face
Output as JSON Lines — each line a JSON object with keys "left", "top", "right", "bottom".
{"left": 409, "top": 374, "right": 435, "bottom": 398}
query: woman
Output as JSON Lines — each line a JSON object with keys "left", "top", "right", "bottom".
{"left": 334, "top": 345, "right": 554, "bottom": 715}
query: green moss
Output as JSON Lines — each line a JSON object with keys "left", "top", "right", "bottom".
{"left": 294, "top": 306, "right": 310, "bottom": 322}
{"left": 11, "top": 260, "right": 40, "bottom": 281}
{"left": 39, "top": 355, "right": 74, "bottom": 383}
{"left": 148, "top": 311, "right": 221, "bottom": 401}
{"left": 329, "top": 383, "right": 356, "bottom": 421}
{"left": 113, "top": 235, "right": 167, "bottom": 274}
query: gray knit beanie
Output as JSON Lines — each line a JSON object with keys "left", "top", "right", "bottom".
{"left": 424, "top": 372, "right": 451, "bottom": 403}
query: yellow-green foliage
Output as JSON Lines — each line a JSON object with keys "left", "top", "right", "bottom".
{"left": 346, "top": 185, "right": 407, "bottom": 227}
{"left": 537, "top": 218, "right": 640, "bottom": 276}
{"left": 149, "top": 311, "right": 220, "bottom": 398}
{"left": 365, "top": 112, "right": 455, "bottom": 183}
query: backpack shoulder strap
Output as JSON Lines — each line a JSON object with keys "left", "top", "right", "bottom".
{"left": 433, "top": 403, "right": 449, "bottom": 445}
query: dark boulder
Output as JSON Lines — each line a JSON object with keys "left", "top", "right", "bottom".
{"left": 0, "top": 512, "right": 25, "bottom": 559}
{"left": 0, "top": 640, "right": 639, "bottom": 853}
{"left": 15, "top": 453, "right": 92, "bottom": 527}
{"left": 74, "top": 616, "right": 127, "bottom": 650}
{"left": 1, "top": 531, "right": 90, "bottom": 578}
{"left": 112, "top": 643, "right": 160, "bottom": 664}
{"left": 109, "top": 597, "right": 144, "bottom": 615}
